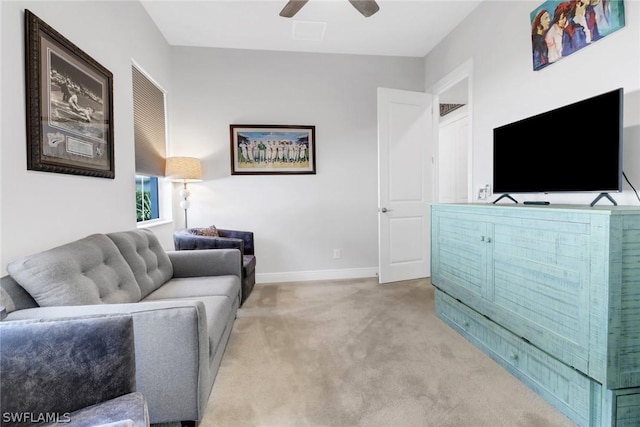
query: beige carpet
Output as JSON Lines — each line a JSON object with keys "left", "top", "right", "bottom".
{"left": 200, "top": 278, "right": 576, "bottom": 427}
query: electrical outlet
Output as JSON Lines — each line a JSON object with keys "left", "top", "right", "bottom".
{"left": 333, "top": 249, "right": 341, "bottom": 259}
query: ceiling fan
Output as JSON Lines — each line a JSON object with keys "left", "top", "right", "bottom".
{"left": 279, "top": 0, "right": 380, "bottom": 18}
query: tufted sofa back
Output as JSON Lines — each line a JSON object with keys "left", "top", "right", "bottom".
{"left": 6, "top": 234, "right": 142, "bottom": 307}
{"left": 107, "top": 229, "right": 173, "bottom": 299}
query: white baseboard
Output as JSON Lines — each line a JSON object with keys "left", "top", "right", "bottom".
{"left": 256, "top": 267, "right": 378, "bottom": 284}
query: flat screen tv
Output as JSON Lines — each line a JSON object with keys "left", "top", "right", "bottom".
{"left": 493, "top": 88, "right": 623, "bottom": 196}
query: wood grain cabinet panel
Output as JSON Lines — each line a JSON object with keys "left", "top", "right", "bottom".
{"left": 431, "top": 204, "right": 640, "bottom": 426}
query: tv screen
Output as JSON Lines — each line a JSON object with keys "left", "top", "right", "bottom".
{"left": 493, "top": 88, "right": 623, "bottom": 194}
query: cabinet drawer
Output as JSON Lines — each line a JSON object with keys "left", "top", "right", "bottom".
{"left": 435, "top": 289, "right": 597, "bottom": 426}
{"left": 616, "top": 392, "right": 640, "bottom": 427}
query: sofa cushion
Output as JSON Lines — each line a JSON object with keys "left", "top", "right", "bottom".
{"left": 107, "top": 229, "right": 173, "bottom": 299}
{"left": 6, "top": 235, "right": 141, "bottom": 307}
{"left": 142, "top": 276, "right": 240, "bottom": 304}
{"left": 141, "top": 276, "right": 239, "bottom": 359}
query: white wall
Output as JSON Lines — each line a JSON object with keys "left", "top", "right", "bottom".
{"left": 0, "top": 1, "right": 172, "bottom": 271}
{"left": 6, "top": 1, "right": 636, "bottom": 280}
{"left": 169, "top": 47, "right": 425, "bottom": 281}
{"left": 425, "top": 0, "right": 640, "bottom": 205}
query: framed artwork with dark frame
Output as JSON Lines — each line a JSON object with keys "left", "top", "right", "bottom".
{"left": 230, "top": 124, "right": 316, "bottom": 175}
{"left": 25, "top": 10, "right": 114, "bottom": 178}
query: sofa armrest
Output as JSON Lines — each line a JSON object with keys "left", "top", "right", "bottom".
{"left": 174, "top": 231, "right": 244, "bottom": 253}
{"left": 1, "top": 314, "right": 137, "bottom": 421}
{"left": 167, "top": 248, "right": 242, "bottom": 279}
{"left": 218, "top": 229, "right": 254, "bottom": 255}
{"left": 4, "top": 301, "right": 210, "bottom": 424}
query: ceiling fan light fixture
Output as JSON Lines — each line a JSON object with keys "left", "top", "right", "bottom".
{"left": 348, "top": 0, "right": 380, "bottom": 17}
{"left": 279, "top": 0, "right": 380, "bottom": 18}
{"left": 280, "top": 0, "right": 309, "bottom": 18}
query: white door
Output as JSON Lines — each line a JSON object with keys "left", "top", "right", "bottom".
{"left": 438, "top": 108, "right": 469, "bottom": 203}
{"left": 377, "top": 87, "right": 433, "bottom": 284}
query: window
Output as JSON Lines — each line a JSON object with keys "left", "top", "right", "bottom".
{"left": 135, "top": 175, "right": 159, "bottom": 221}
{"left": 132, "top": 64, "right": 167, "bottom": 223}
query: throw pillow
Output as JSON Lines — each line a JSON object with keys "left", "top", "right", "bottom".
{"left": 196, "top": 225, "right": 219, "bottom": 237}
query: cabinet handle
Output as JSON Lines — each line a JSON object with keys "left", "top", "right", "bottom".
{"left": 509, "top": 351, "right": 519, "bottom": 360}
{"left": 486, "top": 237, "right": 492, "bottom": 243}
{"left": 480, "top": 236, "right": 485, "bottom": 242}
{"left": 463, "top": 320, "right": 470, "bottom": 327}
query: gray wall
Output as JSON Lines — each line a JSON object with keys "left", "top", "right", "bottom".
{"left": 168, "top": 47, "right": 425, "bottom": 281}
{"left": 0, "top": 1, "right": 172, "bottom": 270}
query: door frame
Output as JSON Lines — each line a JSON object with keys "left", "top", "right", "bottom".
{"left": 431, "top": 59, "right": 474, "bottom": 203}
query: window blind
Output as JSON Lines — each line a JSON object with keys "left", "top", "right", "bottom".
{"left": 132, "top": 66, "right": 166, "bottom": 176}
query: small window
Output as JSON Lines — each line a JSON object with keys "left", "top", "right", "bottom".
{"left": 135, "top": 175, "right": 159, "bottom": 222}
{"left": 132, "top": 64, "right": 167, "bottom": 223}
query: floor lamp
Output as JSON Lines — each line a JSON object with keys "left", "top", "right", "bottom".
{"left": 165, "top": 156, "right": 202, "bottom": 229}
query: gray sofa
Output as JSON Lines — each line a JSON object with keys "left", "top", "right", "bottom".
{"left": 0, "top": 229, "right": 242, "bottom": 425}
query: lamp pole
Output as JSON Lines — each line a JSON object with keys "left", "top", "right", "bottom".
{"left": 179, "top": 181, "right": 191, "bottom": 228}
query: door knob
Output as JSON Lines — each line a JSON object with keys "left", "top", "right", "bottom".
{"left": 381, "top": 207, "right": 392, "bottom": 213}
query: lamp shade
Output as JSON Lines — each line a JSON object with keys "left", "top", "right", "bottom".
{"left": 165, "top": 157, "right": 202, "bottom": 182}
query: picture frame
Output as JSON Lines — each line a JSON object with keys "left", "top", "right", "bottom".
{"left": 530, "top": 0, "right": 625, "bottom": 71}
{"left": 230, "top": 125, "right": 316, "bottom": 175}
{"left": 25, "top": 10, "right": 114, "bottom": 178}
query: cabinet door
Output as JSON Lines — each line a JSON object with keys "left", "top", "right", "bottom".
{"left": 488, "top": 215, "right": 592, "bottom": 373}
{"left": 431, "top": 210, "right": 491, "bottom": 302}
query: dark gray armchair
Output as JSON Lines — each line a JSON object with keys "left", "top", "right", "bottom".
{"left": 174, "top": 228, "right": 256, "bottom": 305}
{"left": 0, "top": 314, "right": 149, "bottom": 427}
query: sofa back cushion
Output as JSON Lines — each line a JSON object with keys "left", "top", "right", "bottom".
{"left": 6, "top": 234, "right": 141, "bottom": 307}
{"left": 107, "top": 229, "right": 173, "bottom": 298}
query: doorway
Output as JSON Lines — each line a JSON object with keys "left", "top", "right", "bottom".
{"left": 432, "top": 60, "right": 473, "bottom": 204}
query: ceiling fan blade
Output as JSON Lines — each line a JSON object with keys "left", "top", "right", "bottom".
{"left": 279, "top": 0, "right": 309, "bottom": 18}
{"left": 348, "top": 0, "right": 380, "bottom": 17}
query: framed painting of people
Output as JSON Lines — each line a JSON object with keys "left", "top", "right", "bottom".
{"left": 531, "top": 0, "right": 625, "bottom": 71}
{"left": 25, "top": 10, "right": 114, "bottom": 178}
{"left": 230, "top": 125, "right": 316, "bottom": 175}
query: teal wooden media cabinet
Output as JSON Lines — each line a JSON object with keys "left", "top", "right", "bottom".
{"left": 431, "top": 204, "right": 640, "bottom": 426}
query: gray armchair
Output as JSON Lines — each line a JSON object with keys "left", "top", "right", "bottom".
{"left": 174, "top": 228, "right": 256, "bottom": 304}
{"left": 0, "top": 314, "right": 149, "bottom": 427}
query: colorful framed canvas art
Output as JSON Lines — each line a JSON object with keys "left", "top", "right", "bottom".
{"left": 531, "top": 0, "right": 625, "bottom": 70}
